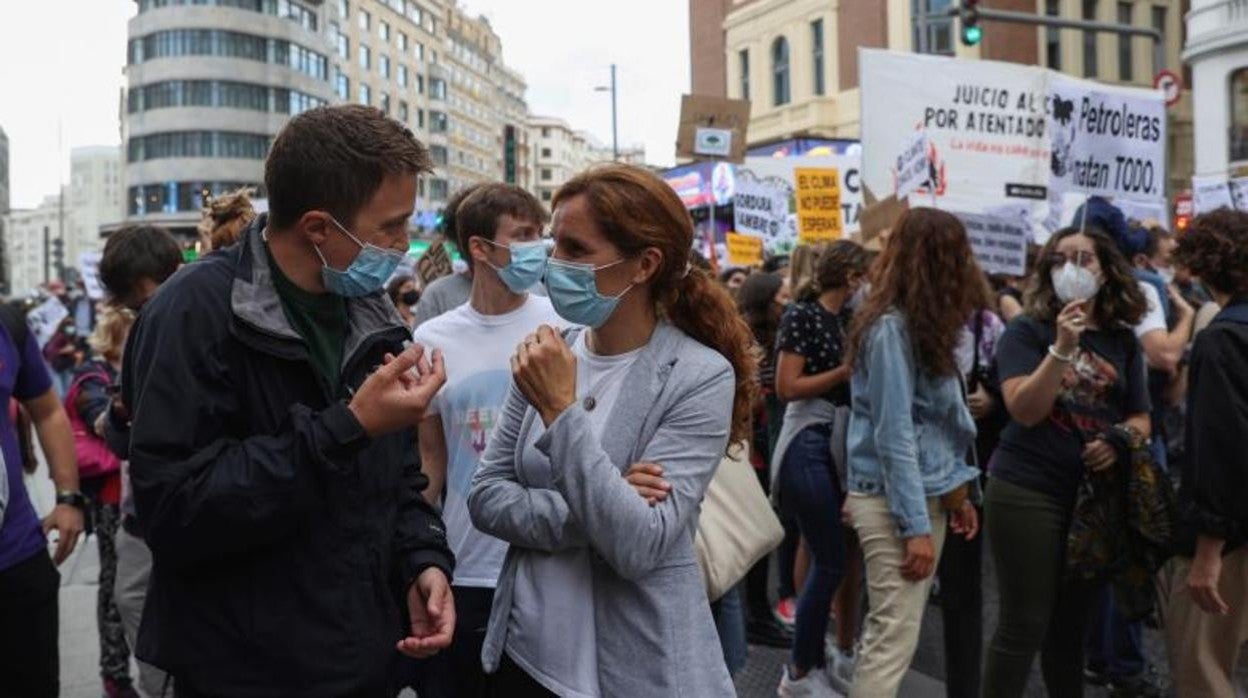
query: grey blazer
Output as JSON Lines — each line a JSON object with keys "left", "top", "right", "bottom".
{"left": 467, "top": 322, "right": 736, "bottom": 696}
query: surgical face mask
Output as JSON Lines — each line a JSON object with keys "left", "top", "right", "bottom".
{"left": 1050, "top": 262, "right": 1101, "bottom": 304}
{"left": 846, "top": 281, "right": 869, "bottom": 310}
{"left": 479, "top": 238, "right": 548, "bottom": 293}
{"left": 543, "top": 257, "right": 633, "bottom": 328}
{"left": 1154, "top": 265, "right": 1176, "bottom": 285}
{"left": 315, "top": 216, "right": 406, "bottom": 297}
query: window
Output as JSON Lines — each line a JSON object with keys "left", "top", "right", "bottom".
{"left": 380, "top": 54, "right": 390, "bottom": 79}
{"left": 541, "top": 147, "right": 551, "bottom": 157}
{"left": 416, "top": 74, "right": 425, "bottom": 94}
{"left": 359, "top": 9, "right": 369, "bottom": 30}
{"left": 336, "top": 27, "right": 349, "bottom": 59}
{"left": 808, "top": 19, "right": 828, "bottom": 97}
{"left": 138, "top": 0, "right": 317, "bottom": 30}
{"left": 430, "top": 78, "right": 446, "bottom": 99}
{"left": 739, "top": 49, "right": 750, "bottom": 100}
{"left": 540, "top": 168, "right": 552, "bottom": 181}
{"left": 337, "top": 0, "right": 347, "bottom": 19}
{"left": 429, "top": 111, "right": 448, "bottom": 133}
{"left": 417, "top": 108, "right": 425, "bottom": 129}
{"left": 771, "top": 36, "right": 790, "bottom": 106}
{"left": 429, "top": 178, "right": 448, "bottom": 200}
{"left": 1045, "top": 0, "right": 1061, "bottom": 69}
{"left": 126, "top": 80, "right": 327, "bottom": 113}
{"left": 335, "top": 70, "right": 349, "bottom": 100}
{"left": 541, "top": 190, "right": 551, "bottom": 202}
{"left": 127, "top": 131, "right": 270, "bottom": 162}
{"left": 359, "top": 44, "right": 370, "bottom": 69}
{"left": 1117, "top": 2, "right": 1133, "bottom": 81}
{"left": 128, "top": 180, "right": 256, "bottom": 216}
{"left": 911, "top": 0, "right": 954, "bottom": 55}
{"left": 429, "top": 144, "right": 448, "bottom": 165}
{"left": 399, "top": 100, "right": 408, "bottom": 122}
{"left": 379, "top": 20, "right": 389, "bottom": 42}
{"left": 127, "top": 29, "right": 328, "bottom": 79}
{"left": 541, "top": 127, "right": 550, "bottom": 138}
{"left": 1083, "top": 0, "right": 1099, "bottom": 77}
{"left": 398, "top": 64, "right": 408, "bottom": 87}
{"left": 1230, "top": 68, "right": 1248, "bottom": 162}
{"left": 359, "top": 82, "right": 370, "bottom": 105}
{"left": 398, "top": 32, "right": 407, "bottom": 52}
{"left": 415, "top": 42, "right": 424, "bottom": 61}
{"left": 380, "top": 92, "right": 390, "bottom": 114}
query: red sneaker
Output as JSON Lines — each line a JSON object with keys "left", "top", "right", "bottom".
{"left": 773, "top": 597, "right": 797, "bottom": 628}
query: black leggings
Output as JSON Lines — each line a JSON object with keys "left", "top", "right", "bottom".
{"left": 982, "top": 477, "right": 1096, "bottom": 698}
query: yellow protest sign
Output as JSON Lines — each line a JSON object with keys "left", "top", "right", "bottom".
{"left": 725, "top": 232, "right": 764, "bottom": 266}
{"left": 795, "top": 167, "right": 842, "bottom": 243}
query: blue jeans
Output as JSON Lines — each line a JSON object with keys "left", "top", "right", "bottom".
{"left": 1085, "top": 585, "right": 1146, "bottom": 680}
{"left": 712, "top": 583, "right": 748, "bottom": 675}
{"left": 778, "top": 424, "right": 846, "bottom": 671}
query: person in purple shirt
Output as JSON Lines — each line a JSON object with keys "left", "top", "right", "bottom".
{"left": 0, "top": 301, "right": 86, "bottom": 698}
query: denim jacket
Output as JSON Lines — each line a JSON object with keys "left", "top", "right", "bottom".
{"left": 846, "top": 312, "right": 980, "bottom": 537}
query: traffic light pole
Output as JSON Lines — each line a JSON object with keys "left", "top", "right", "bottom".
{"left": 925, "top": 4, "right": 1166, "bottom": 76}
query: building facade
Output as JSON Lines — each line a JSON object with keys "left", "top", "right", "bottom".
{"left": 67, "top": 146, "right": 125, "bottom": 262}
{"left": 3, "top": 194, "right": 64, "bottom": 296}
{"left": 1184, "top": 0, "right": 1248, "bottom": 178}
{"left": 123, "top": 0, "right": 335, "bottom": 236}
{"left": 693, "top": 0, "right": 1193, "bottom": 194}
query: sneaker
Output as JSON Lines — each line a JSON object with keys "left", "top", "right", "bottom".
{"left": 774, "top": 597, "right": 797, "bottom": 628}
{"left": 777, "top": 665, "right": 844, "bottom": 698}
{"left": 103, "top": 678, "right": 140, "bottom": 698}
{"left": 825, "top": 646, "right": 855, "bottom": 695}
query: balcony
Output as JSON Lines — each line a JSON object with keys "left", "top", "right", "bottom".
{"left": 1184, "top": 0, "right": 1248, "bottom": 62}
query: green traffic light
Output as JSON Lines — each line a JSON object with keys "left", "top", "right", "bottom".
{"left": 962, "top": 25, "right": 982, "bottom": 46}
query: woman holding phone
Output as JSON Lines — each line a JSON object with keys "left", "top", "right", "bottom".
{"left": 983, "top": 226, "right": 1150, "bottom": 697}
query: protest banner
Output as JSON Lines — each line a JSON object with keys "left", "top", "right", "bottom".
{"left": 794, "top": 167, "right": 842, "bottom": 243}
{"left": 725, "top": 232, "right": 764, "bottom": 266}
{"left": 1047, "top": 75, "right": 1166, "bottom": 202}
{"left": 894, "top": 131, "right": 931, "bottom": 199}
{"left": 732, "top": 170, "right": 788, "bottom": 239}
{"left": 953, "top": 212, "right": 1030, "bottom": 276}
{"left": 1192, "top": 175, "right": 1234, "bottom": 214}
{"left": 26, "top": 296, "right": 69, "bottom": 349}
{"left": 78, "top": 251, "right": 105, "bottom": 300}
{"left": 733, "top": 154, "right": 863, "bottom": 254}
{"left": 860, "top": 49, "right": 1166, "bottom": 231}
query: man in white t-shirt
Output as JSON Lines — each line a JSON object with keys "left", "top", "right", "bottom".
{"left": 406, "top": 183, "right": 561, "bottom": 697}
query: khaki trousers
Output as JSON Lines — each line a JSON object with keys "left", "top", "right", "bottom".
{"left": 1164, "top": 546, "right": 1248, "bottom": 698}
{"left": 847, "top": 494, "right": 947, "bottom": 698}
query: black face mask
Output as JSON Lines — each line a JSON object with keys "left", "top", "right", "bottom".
{"left": 400, "top": 290, "right": 421, "bottom": 306}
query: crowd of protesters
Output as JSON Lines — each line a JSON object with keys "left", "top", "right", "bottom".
{"left": 0, "top": 104, "right": 1245, "bottom": 698}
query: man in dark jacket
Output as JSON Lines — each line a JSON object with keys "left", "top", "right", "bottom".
{"left": 124, "top": 105, "right": 455, "bottom": 696}
{"left": 1166, "top": 208, "right": 1248, "bottom": 697}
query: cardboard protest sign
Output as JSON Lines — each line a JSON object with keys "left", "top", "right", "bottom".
{"left": 676, "top": 95, "right": 751, "bottom": 163}
{"left": 795, "top": 168, "right": 842, "bottom": 243}
{"left": 26, "top": 296, "right": 69, "bottom": 349}
{"left": 1192, "top": 176, "right": 1234, "bottom": 214}
{"left": 1047, "top": 75, "right": 1166, "bottom": 202}
{"left": 953, "top": 212, "right": 1030, "bottom": 276}
{"left": 78, "top": 251, "right": 105, "bottom": 300}
{"left": 725, "top": 232, "right": 764, "bottom": 266}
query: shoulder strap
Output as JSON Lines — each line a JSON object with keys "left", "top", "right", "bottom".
{"left": 0, "top": 304, "right": 29, "bottom": 358}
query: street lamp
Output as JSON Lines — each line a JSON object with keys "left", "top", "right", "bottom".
{"left": 594, "top": 64, "right": 619, "bottom": 162}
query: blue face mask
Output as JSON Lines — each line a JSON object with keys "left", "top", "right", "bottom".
{"left": 479, "top": 238, "right": 547, "bottom": 294}
{"left": 543, "top": 257, "right": 633, "bottom": 328}
{"left": 316, "top": 216, "right": 406, "bottom": 297}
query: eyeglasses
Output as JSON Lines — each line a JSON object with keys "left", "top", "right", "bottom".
{"left": 1048, "top": 250, "right": 1097, "bottom": 268}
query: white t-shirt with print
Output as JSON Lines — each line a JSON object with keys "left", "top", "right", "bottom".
{"left": 1134, "top": 281, "right": 1167, "bottom": 339}
{"left": 412, "top": 294, "right": 563, "bottom": 588}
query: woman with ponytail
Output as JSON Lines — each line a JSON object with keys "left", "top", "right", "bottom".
{"left": 468, "top": 164, "right": 756, "bottom": 697}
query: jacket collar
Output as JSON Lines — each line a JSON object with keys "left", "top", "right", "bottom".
{"left": 231, "top": 214, "right": 409, "bottom": 370}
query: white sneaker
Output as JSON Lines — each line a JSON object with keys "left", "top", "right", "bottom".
{"left": 777, "top": 665, "right": 845, "bottom": 698}
{"left": 826, "top": 647, "right": 856, "bottom": 694}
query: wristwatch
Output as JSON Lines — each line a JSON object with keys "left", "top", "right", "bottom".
{"left": 55, "top": 490, "right": 89, "bottom": 511}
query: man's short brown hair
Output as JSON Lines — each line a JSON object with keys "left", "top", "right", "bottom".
{"left": 265, "top": 105, "right": 432, "bottom": 229}
{"left": 455, "top": 184, "right": 548, "bottom": 270}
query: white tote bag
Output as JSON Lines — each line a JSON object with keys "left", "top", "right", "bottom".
{"left": 695, "top": 442, "right": 785, "bottom": 601}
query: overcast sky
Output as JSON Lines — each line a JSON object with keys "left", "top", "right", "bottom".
{"left": 0, "top": 0, "right": 689, "bottom": 210}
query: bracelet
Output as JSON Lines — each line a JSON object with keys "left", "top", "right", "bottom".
{"left": 1047, "top": 344, "right": 1076, "bottom": 363}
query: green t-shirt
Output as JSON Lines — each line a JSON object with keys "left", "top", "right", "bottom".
{"left": 267, "top": 251, "right": 349, "bottom": 396}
